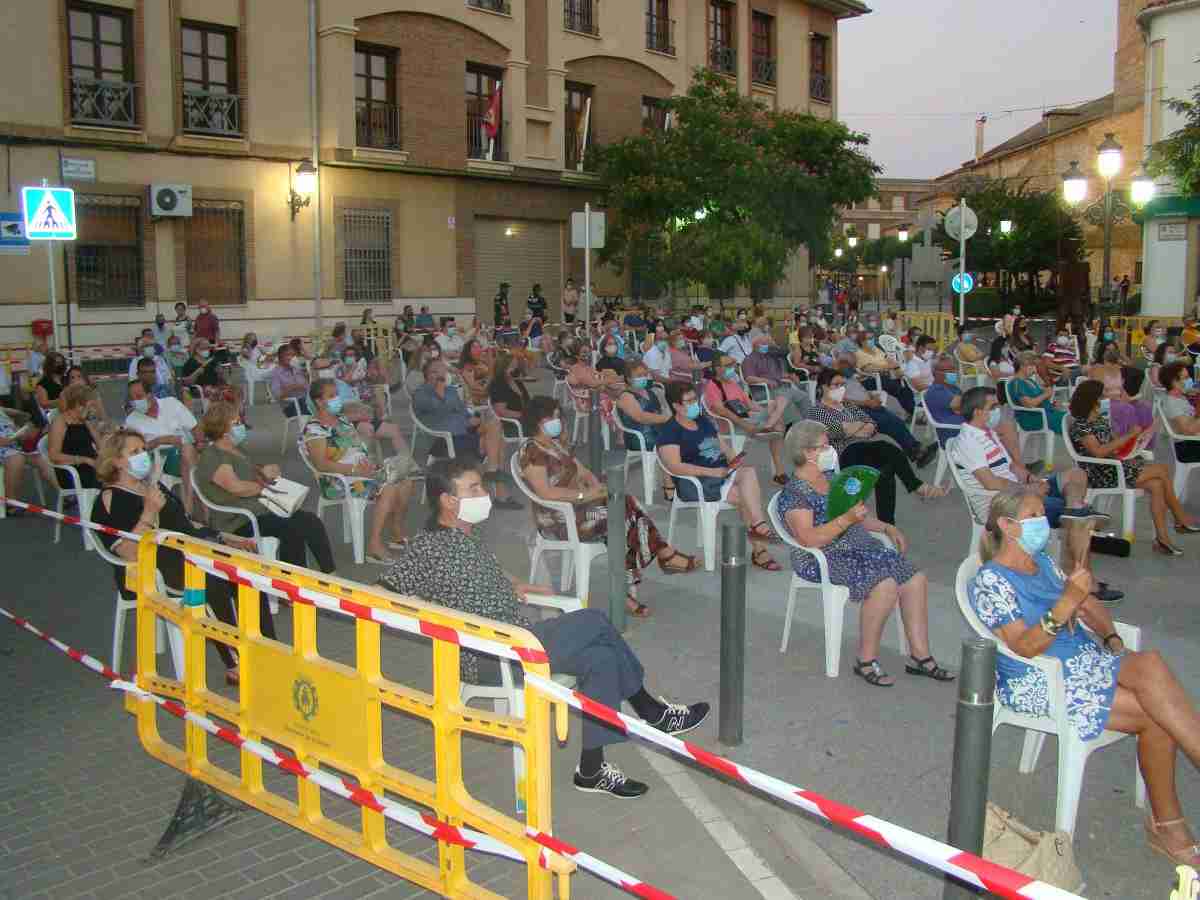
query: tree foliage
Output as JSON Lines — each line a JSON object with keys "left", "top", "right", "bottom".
{"left": 592, "top": 70, "right": 880, "bottom": 296}
{"left": 1147, "top": 83, "right": 1200, "bottom": 195}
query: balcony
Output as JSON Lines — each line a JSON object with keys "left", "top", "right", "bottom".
{"left": 466, "top": 0, "right": 511, "bottom": 12}
{"left": 709, "top": 42, "right": 736, "bottom": 77}
{"left": 752, "top": 54, "right": 776, "bottom": 86}
{"left": 356, "top": 100, "right": 401, "bottom": 150}
{"left": 564, "top": 0, "right": 598, "bottom": 35}
{"left": 182, "top": 90, "right": 241, "bottom": 137}
{"left": 565, "top": 122, "right": 592, "bottom": 171}
{"left": 645, "top": 12, "right": 675, "bottom": 55}
{"left": 71, "top": 77, "right": 137, "bottom": 128}
{"left": 467, "top": 110, "right": 506, "bottom": 161}
{"left": 810, "top": 72, "right": 831, "bottom": 103}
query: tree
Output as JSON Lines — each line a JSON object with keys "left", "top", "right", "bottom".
{"left": 593, "top": 70, "right": 880, "bottom": 298}
{"left": 1147, "top": 83, "right": 1200, "bottom": 195}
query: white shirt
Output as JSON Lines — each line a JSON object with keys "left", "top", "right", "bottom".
{"left": 719, "top": 333, "right": 753, "bottom": 363}
{"left": 642, "top": 343, "right": 671, "bottom": 379}
{"left": 127, "top": 353, "right": 174, "bottom": 386}
{"left": 126, "top": 396, "right": 197, "bottom": 443}
{"left": 949, "top": 422, "right": 1016, "bottom": 522}
{"left": 901, "top": 354, "right": 933, "bottom": 383}
{"left": 435, "top": 333, "right": 464, "bottom": 355}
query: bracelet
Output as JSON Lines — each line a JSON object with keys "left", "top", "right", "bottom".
{"left": 1102, "top": 632, "right": 1122, "bottom": 649}
{"left": 1040, "top": 611, "right": 1063, "bottom": 636}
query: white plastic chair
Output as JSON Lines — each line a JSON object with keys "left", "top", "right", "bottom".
{"left": 1061, "top": 413, "right": 1144, "bottom": 542}
{"left": 955, "top": 553, "right": 1146, "bottom": 835}
{"left": 510, "top": 446, "right": 607, "bottom": 606}
{"left": 1001, "top": 378, "right": 1056, "bottom": 468}
{"left": 615, "top": 419, "right": 658, "bottom": 507}
{"left": 491, "top": 402, "right": 525, "bottom": 460}
{"left": 700, "top": 397, "right": 746, "bottom": 455}
{"left": 42, "top": 436, "right": 97, "bottom": 551}
{"left": 239, "top": 359, "right": 275, "bottom": 406}
{"left": 298, "top": 438, "right": 373, "bottom": 565}
{"left": 920, "top": 402, "right": 960, "bottom": 490}
{"left": 280, "top": 396, "right": 310, "bottom": 456}
{"left": 954, "top": 347, "right": 986, "bottom": 389}
{"left": 150, "top": 445, "right": 183, "bottom": 498}
{"left": 767, "top": 493, "right": 908, "bottom": 677}
{"left": 657, "top": 452, "right": 735, "bottom": 572}
{"left": 1157, "top": 397, "right": 1200, "bottom": 503}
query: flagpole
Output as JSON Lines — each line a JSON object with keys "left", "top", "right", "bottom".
{"left": 578, "top": 97, "right": 592, "bottom": 173}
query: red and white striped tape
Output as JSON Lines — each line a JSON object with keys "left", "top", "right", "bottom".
{"left": 524, "top": 673, "right": 1085, "bottom": 900}
{"left": 1, "top": 605, "right": 671, "bottom": 900}
{"left": 1, "top": 496, "right": 139, "bottom": 541}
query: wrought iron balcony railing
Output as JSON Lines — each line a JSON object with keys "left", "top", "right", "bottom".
{"left": 752, "top": 54, "right": 777, "bottom": 86}
{"left": 71, "top": 77, "right": 137, "bottom": 128}
{"left": 355, "top": 100, "right": 401, "bottom": 150}
{"left": 645, "top": 12, "right": 675, "bottom": 54}
{"left": 182, "top": 89, "right": 242, "bottom": 136}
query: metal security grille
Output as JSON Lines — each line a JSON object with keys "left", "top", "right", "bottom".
{"left": 75, "top": 194, "right": 144, "bottom": 307}
{"left": 344, "top": 209, "right": 392, "bottom": 304}
{"left": 186, "top": 201, "right": 246, "bottom": 305}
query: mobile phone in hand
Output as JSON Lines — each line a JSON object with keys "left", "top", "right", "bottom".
{"left": 729, "top": 452, "right": 746, "bottom": 469}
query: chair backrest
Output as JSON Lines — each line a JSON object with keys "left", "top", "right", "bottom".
{"left": 922, "top": 394, "right": 963, "bottom": 436}
{"left": 954, "top": 553, "right": 993, "bottom": 642}
{"left": 766, "top": 492, "right": 802, "bottom": 551}
{"left": 1060, "top": 413, "right": 1084, "bottom": 463}
{"left": 188, "top": 468, "right": 261, "bottom": 539}
{"left": 85, "top": 489, "right": 131, "bottom": 570}
{"left": 945, "top": 437, "right": 993, "bottom": 528}
{"left": 509, "top": 440, "right": 579, "bottom": 543}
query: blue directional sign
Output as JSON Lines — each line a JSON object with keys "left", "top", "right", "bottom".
{"left": 21, "top": 186, "right": 76, "bottom": 240}
{"left": 951, "top": 272, "right": 974, "bottom": 295}
{"left": 0, "top": 213, "right": 30, "bottom": 255}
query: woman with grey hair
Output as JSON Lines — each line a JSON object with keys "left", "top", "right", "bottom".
{"left": 775, "top": 421, "right": 954, "bottom": 687}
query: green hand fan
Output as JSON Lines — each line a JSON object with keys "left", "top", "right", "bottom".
{"left": 825, "top": 465, "right": 881, "bottom": 522}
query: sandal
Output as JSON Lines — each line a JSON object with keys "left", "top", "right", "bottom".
{"left": 1145, "top": 816, "right": 1200, "bottom": 864}
{"left": 852, "top": 658, "right": 894, "bottom": 687}
{"left": 1153, "top": 538, "right": 1184, "bottom": 557}
{"left": 904, "top": 655, "right": 956, "bottom": 682}
{"left": 626, "top": 597, "right": 652, "bottom": 618}
{"left": 748, "top": 520, "right": 779, "bottom": 543}
{"left": 658, "top": 549, "right": 700, "bottom": 574}
{"left": 751, "top": 547, "right": 781, "bottom": 572}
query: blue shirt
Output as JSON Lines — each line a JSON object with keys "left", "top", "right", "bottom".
{"left": 925, "top": 382, "right": 963, "bottom": 445}
{"left": 657, "top": 415, "right": 727, "bottom": 469}
{"left": 412, "top": 383, "right": 471, "bottom": 436}
{"left": 415, "top": 314, "right": 435, "bottom": 329}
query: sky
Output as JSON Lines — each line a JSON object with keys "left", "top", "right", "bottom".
{"left": 837, "top": 0, "right": 1119, "bottom": 179}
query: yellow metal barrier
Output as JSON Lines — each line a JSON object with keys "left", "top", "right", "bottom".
{"left": 895, "top": 312, "right": 957, "bottom": 351}
{"left": 1109, "top": 315, "right": 1184, "bottom": 358}
{"left": 130, "top": 534, "right": 573, "bottom": 899}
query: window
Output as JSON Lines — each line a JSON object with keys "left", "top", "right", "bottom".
{"left": 751, "top": 13, "right": 775, "bottom": 85}
{"left": 565, "top": 82, "right": 593, "bottom": 170}
{"left": 707, "top": 1, "right": 735, "bottom": 75}
{"left": 186, "top": 201, "right": 246, "bottom": 305}
{"left": 467, "top": 0, "right": 511, "bottom": 11}
{"left": 642, "top": 96, "right": 669, "bottom": 132}
{"left": 68, "top": 2, "right": 136, "bottom": 127}
{"left": 355, "top": 44, "right": 399, "bottom": 149}
{"left": 810, "top": 33, "right": 831, "bottom": 103}
{"left": 74, "top": 195, "right": 144, "bottom": 307}
{"left": 181, "top": 22, "right": 240, "bottom": 136}
{"left": 344, "top": 209, "right": 393, "bottom": 304}
{"left": 892, "top": 195, "right": 905, "bottom": 211}
{"left": 564, "top": 0, "right": 598, "bottom": 35}
{"left": 466, "top": 64, "right": 504, "bottom": 160}
{"left": 868, "top": 223, "right": 881, "bottom": 240}
{"left": 646, "top": 0, "right": 674, "bottom": 54}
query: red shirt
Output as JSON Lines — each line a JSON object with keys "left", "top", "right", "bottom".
{"left": 193, "top": 311, "right": 220, "bottom": 342}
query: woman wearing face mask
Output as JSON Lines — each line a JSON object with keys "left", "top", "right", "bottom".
{"left": 615, "top": 361, "right": 675, "bottom": 500}
{"left": 1159, "top": 362, "right": 1200, "bottom": 464}
{"left": 238, "top": 332, "right": 275, "bottom": 400}
{"left": 518, "top": 396, "right": 699, "bottom": 617}
{"left": 196, "top": 402, "right": 337, "bottom": 572}
{"left": 47, "top": 383, "right": 102, "bottom": 490}
{"left": 657, "top": 381, "right": 780, "bottom": 572}
{"left": 91, "top": 427, "right": 262, "bottom": 682}
{"left": 34, "top": 352, "right": 68, "bottom": 420}
{"left": 969, "top": 491, "right": 1200, "bottom": 864}
{"left": 808, "top": 368, "right": 947, "bottom": 525}
{"left": 667, "top": 329, "right": 707, "bottom": 382}
{"left": 1091, "top": 323, "right": 1128, "bottom": 368}
{"left": 180, "top": 338, "right": 234, "bottom": 410}
{"left": 488, "top": 351, "right": 531, "bottom": 445}
{"left": 457, "top": 338, "right": 493, "bottom": 407}
{"left": 986, "top": 335, "right": 1016, "bottom": 381}
{"left": 1139, "top": 320, "right": 1164, "bottom": 363}
{"left": 853, "top": 331, "right": 914, "bottom": 416}
{"left": 703, "top": 353, "right": 788, "bottom": 478}
{"left": 1010, "top": 351, "right": 1067, "bottom": 437}
{"left": 779, "top": 422, "right": 953, "bottom": 687}
{"left": 1067, "top": 380, "right": 1198, "bottom": 555}
{"left": 64, "top": 365, "right": 110, "bottom": 429}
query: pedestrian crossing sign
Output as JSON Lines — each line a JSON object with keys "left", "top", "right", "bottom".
{"left": 22, "top": 187, "right": 76, "bottom": 240}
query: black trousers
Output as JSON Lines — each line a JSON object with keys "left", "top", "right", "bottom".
{"left": 840, "top": 439, "right": 923, "bottom": 525}
{"left": 877, "top": 375, "right": 916, "bottom": 416}
{"left": 1177, "top": 440, "right": 1200, "bottom": 464}
{"left": 236, "top": 510, "right": 336, "bottom": 574}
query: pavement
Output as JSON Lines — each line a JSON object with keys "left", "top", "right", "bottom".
{"left": 2, "top": 355, "right": 1199, "bottom": 900}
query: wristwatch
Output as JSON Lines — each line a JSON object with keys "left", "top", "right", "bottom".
{"left": 1040, "top": 611, "right": 1063, "bottom": 636}
{"left": 576, "top": 490, "right": 584, "bottom": 502}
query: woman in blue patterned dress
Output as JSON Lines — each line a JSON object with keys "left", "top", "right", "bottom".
{"left": 969, "top": 491, "right": 1200, "bottom": 865}
{"left": 778, "top": 422, "right": 954, "bottom": 687}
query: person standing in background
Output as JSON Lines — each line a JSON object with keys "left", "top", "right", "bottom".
{"left": 192, "top": 302, "right": 220, "bottom": 346}
{"left": 562, "top": 277, "right": 579, "bottom": 323}
{"left": 527, "top": 283, "right": 548, "bottom": 322}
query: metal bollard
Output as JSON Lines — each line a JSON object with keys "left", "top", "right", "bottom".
{"left": 943, "top": 639, "right": 997, "bottom": 900}
{"left": 587, "top": 388, "right": 603, "bottom": 477}
{"left": 605, "top": 462, "right": 627, "bottom": 633}
{"left": 719, "top": 523, "right": 748, "bottom": 746}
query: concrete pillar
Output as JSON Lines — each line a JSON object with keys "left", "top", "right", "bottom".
{"left": 736, "top": 0, "right": 751, "bottom": 96}
{"left": 317, "top": 25, "right": 358, "bottom": 153}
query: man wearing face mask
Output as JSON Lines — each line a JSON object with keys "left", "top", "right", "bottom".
{"left": 641, "top": 325, "right": 673, "bottom": 384}
{"left": 125, "top": 374, "right": 201, "bottom": 516}
{"left": 924, "top": 356, "right": 1033, "bottom": 467}
{"left": 900, "top": 335, "right": 937, "bottom": 391}
{"left": 127, "top": 338, "right": 174, "bottom": 395}
{"left": 151, "top": 313, "right": 172, "bottom": 348}
{"left": 718, "top": 318, "right": 754, "bottom": 363}
{"left": 950, "top": 387, "right": 1122, "bottom": 603}
{"left": 269, "top": 345, "right": 312, "bottom": 418}
{"left": 380, "top": 458, "right": 710, "bottom": 798}
{"left": 192, "top": 302, "right": 220, "bottom": 345}
{"left": 435, "top": 317, "right": 465, "bottom": 361}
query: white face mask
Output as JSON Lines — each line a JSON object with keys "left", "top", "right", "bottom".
{"left": 816, "top": 447, "right": 839, "bottom": 471}
{"left": 827, "top": 385, "right": 846, "bottom": 403}
{"left": 456, "top": 494, "right": 492, "bottom": 524}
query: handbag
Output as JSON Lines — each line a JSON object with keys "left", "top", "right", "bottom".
{"left": 1090, "top": 532, "right": 1131, "bottom": 557}
{"left": 258, "top": 478, "right": 310, "bottom": 517}
{"left": 983, "top": 803, "right": 1083, "bottom": 892}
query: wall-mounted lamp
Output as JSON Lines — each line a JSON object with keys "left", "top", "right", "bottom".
{"left": 289, "top": 159, "right": 317, "bottom": 220}
{"left": 505, "top": 226, "right": 515, "bottom": 236}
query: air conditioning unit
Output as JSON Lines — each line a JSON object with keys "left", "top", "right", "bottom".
{"left": 151, "top": 184, "right": 193, "bottom": 217}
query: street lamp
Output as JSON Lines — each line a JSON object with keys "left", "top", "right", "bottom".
{"left": 1097, "top": 132, "right": 1123, "bottom": 180}
{"left": 847, "top": 234, "right": 858, "bottom": 248}
{"left": 1063, "top": 133, "right": 1132, "bottom": 313}
{"left": 999, "top": 219, "right": 1013, "bottom": 235}
{"left": 898, "top": 227, "right": 909, "bottom": 242}
{"left": 1061, "top": 161, "right": 1087, "bottom": 206}
{"left": 834, "top": 247, "right": 843, "bottom": 258}
{"left": 1131, "top": 167, "right": 1156, "bottom": 207}
{"left": 289, "top": 158, "right": 316, "bottom": 220}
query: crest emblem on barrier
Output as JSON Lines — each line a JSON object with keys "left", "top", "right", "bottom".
{"left": 292, "top": 677, "right": 319, "bottom": 722}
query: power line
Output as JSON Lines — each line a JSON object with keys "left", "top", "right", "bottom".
{"left": 837, "top": 85, "right": 1160, "bottom": 120}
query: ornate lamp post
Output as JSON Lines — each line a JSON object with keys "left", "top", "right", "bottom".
{"left": 1062, "top": 134, "right": 1134, "bottom": 313}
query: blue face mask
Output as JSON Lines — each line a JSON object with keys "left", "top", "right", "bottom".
{"left": 1184, "top": 378, "right": 1196, "bottom": 392}
{"left": 229, "top": 423, "right": 248, "bottom": 446}
{"left": 326, "top": 396, "right": 345, "bottom": 415}
{"left": 542, "top": 418, "right": 563, "bottom": 438}
{"left": 757, "top": 345, "right": 769, "bottom": 353}
{"left": 685, "top": 401, "right": 701, "bottom": 420}
{"left": 656, "top": 340, "right": 669, "bottom": 352}
{"left": 1016, "top": 515, "right": 1051, "bottom": 556}
{"left": 1104, "top": 331, "right": 1114, "bottom": 341}
{"left": 1099, "top": 398, "right": 1111, "bottom": 414}
{"left": 128, "top": 450, "right": 152, "bottom": 480}
{"left": 986, "top": 407, "right": 1003, "bottom": 429}
{"left": 631, "top": 376, "right": 649, "bottom": 389}
{"left": 723, "top": 367, "right": 737, "bottom": 380}
{"left": 944, "top": 372, "right": 959, "bottom": 385}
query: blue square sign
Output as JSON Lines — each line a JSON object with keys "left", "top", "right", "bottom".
{"left": 22, "top": 186, "right": 76, "bottom": 240}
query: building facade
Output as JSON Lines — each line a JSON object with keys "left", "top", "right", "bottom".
{"left": 0, "top": 0, "right": 866, "bottom": 347}
{"left": 1137, "top": 0, "right": 1200, "bottom": 317}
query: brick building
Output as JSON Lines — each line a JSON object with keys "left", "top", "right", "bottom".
{"left": 0, "top": 0, "right": 867, "bottom": 346}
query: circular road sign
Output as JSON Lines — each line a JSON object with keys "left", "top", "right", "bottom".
{"left": 952, "top": 272, "right": 975, "bottom": 295}
{"left": 944, "top": 205, "right": 978, "bottom": 241}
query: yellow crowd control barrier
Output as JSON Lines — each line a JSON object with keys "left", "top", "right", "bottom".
{"left": 895, "top": 311, "right": 957, "bottom": 350}
{"left": 129, "top": 534, "right": 574, "bottom": 899}
{"left": 1109, "top": 315, "right": 1184, "bottom": 358}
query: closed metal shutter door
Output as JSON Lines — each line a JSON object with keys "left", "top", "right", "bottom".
{"left": 473, "top": 218, "right": 562, "bottom": 324}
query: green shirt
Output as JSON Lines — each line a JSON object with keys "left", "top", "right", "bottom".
{"left": 195, "top": 445, "right": 271, "bottom": 532}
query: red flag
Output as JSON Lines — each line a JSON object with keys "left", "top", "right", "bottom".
{"left": 483, "top": 82, "right": 502, "bottom": 139}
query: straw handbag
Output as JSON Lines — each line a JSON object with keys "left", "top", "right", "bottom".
{"left": 983, "top": 803, "right": 1083, "bottom": 892}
